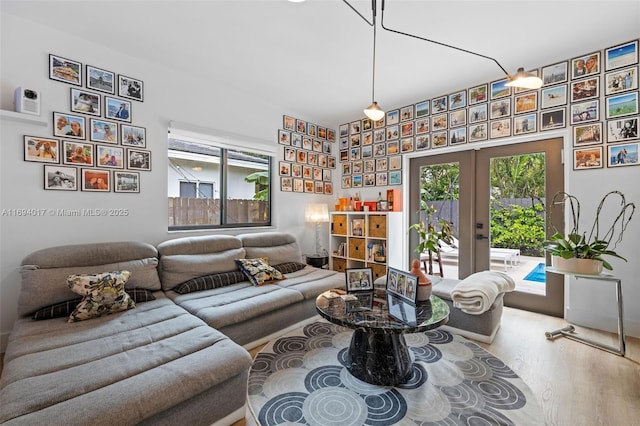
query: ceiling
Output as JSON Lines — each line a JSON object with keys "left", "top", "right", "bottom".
{"left": 3, "top": 0, "right": 640, "bottom": 127}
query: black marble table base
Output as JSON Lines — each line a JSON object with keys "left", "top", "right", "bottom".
{"left": 347, "top": 329, "right": 412, "bottom": 386}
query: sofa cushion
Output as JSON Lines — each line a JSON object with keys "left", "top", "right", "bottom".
{"left": 272, "top": 261, "right": 307, "bottom": 274}
{"left": 235, "top": 258, "right": 284, "bottom": 286}
{"left": 67, "top": 271, "right": 135, "bottom": 322}
{"left": 173, "top": 271, "right": 247, "bottom": 294}
{"left": 238, "top": 232, "right": 303, "bottom": 265}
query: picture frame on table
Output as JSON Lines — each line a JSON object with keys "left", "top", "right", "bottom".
{"left": 44, "top": 165, "right": 77, "bottom": 191}
{"left": 105, "top": 96, "right": 132, "bottom": 122}
{"left": 605, "top": 40, "right": 638, "bottom": 71}
{"left": 490, "top": 78, "right": 510, "bottom": 100}
{"left": 415, "top": 100, "right": 430, "bottom": 117}
{"left": 280, "top": 177, "right": 293, "bottom": 192}
{"left": 573, "top": 146, "right": 604, "bottom": 170}
{"left": 70, "top": 88, "right": 101, "bottom": 116}
{"left": 468, "top": 83, "right": 488, "bottom": 105}
{"left": 81, "top": 168, "right": 111, "bottom": 192}
{"left": 540, "top": 108, "right": 566, "bottom": 131}
{"left": 96, "top": 144, "right": 124, "bottom": 169}
{"left": 346, "top": 268, "right": 373, "bottom": 292}
{"left": 385, "top": 267, "right": 418, "bottom": 304}
{"left": 570, "top": 77, "right": 599, "bottom": 102}
{"left": 114, "top": 171, "right": 140, "bottom": 193}
{"left": 62, "top": 140, "right": 94, "bottom": 166}
{"left": 24, "top": 136, "right": 60, "bottom": 163}
{"left": 514, "top": 113, "right": 537, "bottom": 135}
{"left": 542, "top": 61, "right": 568, "bottom": 86}
{"left": 605, "top": 66, "right": 638, "bottom": 95}
{"left": 541, "top": 84, "right": 568, "bottom": 109}
{"left": 283, "top": 115, "right": 295, "bottom": 131}
{"left": 570, "top": 100, "right": 599, "bottom": 124}
{"left": 118, "top": 75, "right": 143, "bottom": 102}
{"left": 573, "top": 122, "right": 603, "bottom": 146}
{"left": 605, "top": 92, "right": 638, "bottom": 119}
{"left": 127, "top": 148, "right": 152, "bottom": 171}
{"left": 121, "top": 124, "right": 146, "bottom": 147}
{"left": 49, "top": 54, "right": 82, "bottom": 86}
{"left": 571, "top": 51, "right": 600, "bottom": 79}
{"left": 607, "top": 142, "right": 639, "bottom": 167}
{"left": 90, "top": 119, "right": 118, "bottom": 143}
{"left": 86, "top": 65, "right": 115, "bottom": 94}
{"left": 606, "top": 117, "right": 638, "bottom": 143}
{"left": 53, "top": 112, "right": 85, "bottom": 140}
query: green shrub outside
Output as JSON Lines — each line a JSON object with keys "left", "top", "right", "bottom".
{"left": 490, "top": 201, "right": 545, "bottom": 256}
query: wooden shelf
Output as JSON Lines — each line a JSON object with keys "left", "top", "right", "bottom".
{"left": 0, "top": 109, "right": 48, "bottom": 126}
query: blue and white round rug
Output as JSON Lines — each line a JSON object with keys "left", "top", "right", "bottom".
{"left": 247, "top": 321, "right": 542, "bottom": 425}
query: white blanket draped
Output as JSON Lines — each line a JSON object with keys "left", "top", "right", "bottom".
{"left": 451, "top": 271, "right": 515, "bottom": 315}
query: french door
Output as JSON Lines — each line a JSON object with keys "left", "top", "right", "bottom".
{"left": 409, "top": 138, "right": 564, "bottom": 316}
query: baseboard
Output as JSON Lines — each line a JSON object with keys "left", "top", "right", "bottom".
{"left": 211, "top": 406, "right": 245, "bottom": 426}
{"left": 242, "top": 315, "right": 321, "bottom": 351}
{"left": 440, "top": 323, "right": 500, "bottom": 344}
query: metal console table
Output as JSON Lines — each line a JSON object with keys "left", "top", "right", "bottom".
{"left": 545, "top": 267, "right": 625, "bottom": 357}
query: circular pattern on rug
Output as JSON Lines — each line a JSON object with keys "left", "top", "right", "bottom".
{"left": 248, "top": 321, "right": 542, "bottom": 425}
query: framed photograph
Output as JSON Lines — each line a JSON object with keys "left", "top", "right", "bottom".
{"left": 449, "top": 90, "right": 466, "bottom": 110}
{"left": 62, "top": 141, "right": 94, "bottom": 166}
{"left": 388, "top": 155, "right": 402, "bottom": 170}
{"left": 44, "top": 164, "right": 77, "bottom": 191}
{"left": 449, "top": 109, "right": 466, "bottom": 127}
{"left": 105, "top": 96, "right": 131, "bottom": 122}
{"left": 490, "top": 118, "right": 511, "bottom": 138}
{"left": 363, "top": 173, "right": 375, "bottom": 187}
{"left": 314, "top": 181, "right": 324, "bottom": 194}
{"left": 127, "top": 148, "right": 152, "bottom": 171}
{"left": 400, "top": 105, "right": 414, "bottom": 121}
{"left": 373, "top": 129, "right": 385, "bottom": 143}
{"left": 96, "top": 144, "right": 124, "bottom": 169}
{"left": 573, "top": 146, "right": 604, "bottom": 170}
{"left": 469, "top": 123, "right": 488, "bottom": 142}
{"left": 323, "top": 169, "right": 332, "bottom": 182}
{"left": 49, "top": 54, "right": 81, "bottom": 85}
{"left": 349, "top": 121, "right": 360, "bottom": 135}
{"left": 375, "top": 157, "right": 387, "bottom": 172}
{"left": 362, "top": 118, "right": 373, "bottom": 132}
{"left": 24, "top": 136, "right": 59, "bottom": 163}
{"left": 53, "top": 112, "right": 85, "bottom": 139}
{"left": 352, "top": 174, "right": 363, "bottom": 188}
{"left": 304, "top": 179, "right": 314, "bottom": 193}
{"left": 389, "top": 170, "right": 402, "bottom": 185}
{"left": 278, "top": 129, "right": 291, "bottom": 145}
{"left": 449, "top": 127, "right": 466, "bottom": 145}
{"left": 608, "top": 142, "right": 639, "bottom": 167}
{"left": 280, "top": 177, "right": 293, "bottom": 192}
{"left": 318, "top": 126, "right": 327, "bottom": 140}
{"left": 415, "top": 135, "right": 430, "bottom": 150}
{"left": 415, "top": 100, "right": 430, "bottom": 117}
{"left": 121, "top": 124, "right": 146, "bottom": 147}
{"left": 606, "top": 92, "right": 638, "bottom": 119}
{"left": 541, "top": 85, "right": 568, "bottom": 109}
{"left": 86, "top": 65, "right": 115, "bottom": 94}
{"left": 514, "top": 113, "right": 537, "bottom": 135}
{"left": 386, "top": 125, "right": 399, "bottom": 141}
{"left": 571, "top": 52, "right": 600, "bottom": 79}
{"left": 542, "top": 61, "right": 568, "bottom": 86}
{"left": 605, "top": 66, "right": 638, "bottom": 95}
{"left": 513, "top": 69, "right": 539, "bottom": 94}
{"left": 571, "top": 77, "right": 599, "bottom": 102}
{"left": 346, "top": 268, "right": 373, "bottom": 292}
{"left": 385, "top": 141, "right": 398, "bottom": 156}
{"left": 386, "top": 267, "right": 418, "bottom": 304}
{"left": 605, "top": 40, "right": 638, "bottom": 71}
{"left": 571, "top": 100, "right": 599, "bottom": 124}
{"left": 468, "top": 104, "right": 487, "bottom": 123}
{"left": 89, "top": 119, "right": 118, "bottom": 143}
{"left": 361, "top": 145, "right": 373, "bottom": 158}
{"left": 432, "top": 131, "right": 448, "bottom": 148}
{"left": 607, "top": 117, "right": 638, "bottom": 143}
{"left": 283, "top": 115, "right": 295, "bottom": 131}
{"left": 324, "top": 182, "right": 333, "bottom": 195}
{"left": 386, "top": 109, "right": 400, "bottom": 125}
{"left": 468, "top": 84, "right": 488, "bottom": 105}
{"left": 114, "top": 171, "right": 140, "bottom": 193}
{"left": 431, "top": 96, "right": 447, "bottom": 113}
{"left": 118, "top": 75, "right": 143, "bottom": 101}
{"left": 514, "top": 92, "right": 538, "bottom": 114}
{"left": 297, "top": 149, "right": 308, "bottom": 163}
{"left": 339, "top": 123, "right": 349, "bottom": 137}
{"left": 431, "top": 113, "right": 448, "bottom": 131}
{"left": 82, "top": 168, "right": 110, "bottom": 191}
{"left": 574, "top": 123, "right": 603, "bottom": 146}
{"left": 307, "top": 122, "right": 317, "bottom": 137}
{"left": 373, "top": 143, "right": 386, "bottom": 157}
{"left": 279, "top": 161, "right": 291, "bottom": 176}
{"left": 290, "top": 178, "right": 302, "bottom": 192}
{"left": 70, "top": 88, "right": 101, "bottom": 116}
{"left": 540, "top": 108, "right": 566, "bottom": 130}
{"left": 327, "top": 129, "right": 336, "bottom": 142}
{"left": 400, "top": 122, "right": 414, "bottom": 137}
{"left": 361, "top": 132, "right": 372, "bottom": 146}
{"left": 291, "top": 133, "right": 302, "bottom": 148}
{"left": 328, "top": 156, "right": 336, "bottom": 168}
{"left": 375, "top": 172, "right": 388, "bottom": 186}
{"left": 490, "top": 78, "right": 510, "bottom": 100}
{"left": 302, "top": 136, "right": 312, "bottom": 150}
{"left": 490, "top": 98, "right": 511, "bottom": 119}
{"left": 318, "top": 153, "right": 328, "bottom": 168}
{"left": 302, "top": 166, "right": 312, "bottom": 180}
{"left": 341, "top": 176, "right": 352, "bottom": 189}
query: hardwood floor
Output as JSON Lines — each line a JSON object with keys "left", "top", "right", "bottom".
{"left": 234, "top": 307, "right": 640, "bottom": 426}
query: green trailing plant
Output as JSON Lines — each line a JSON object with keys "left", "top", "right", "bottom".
{"left": 543, "top": 191, "right": 635, "bottom": 270}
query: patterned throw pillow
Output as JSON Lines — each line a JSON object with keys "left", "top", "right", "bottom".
{"left": 272, "top": 262, "right": 307, "bottom": 274}
{"left": 173, "top": 271, "right": 247, "bottom": 294}
{"left": 67, "top": 271, "right": 135, "bottom": 322}
{"left": 235, "top": 258, "right": 285, "bottom": 286}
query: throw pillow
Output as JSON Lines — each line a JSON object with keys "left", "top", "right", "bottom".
{"left": 235, "top": 258, "right": 285, "bottom": 286}
{"left": 173, "top": 271, "right": 247, "bottom": 294}
{"left": 272, "top": 262, "right": 307, "bottom": 274}
{"left": 67, "top": 271, "right": 135, "bottom": 322}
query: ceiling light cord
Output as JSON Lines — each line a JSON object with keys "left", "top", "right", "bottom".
{"left": 371, "top": 2, "right": 377, "bottom": 104}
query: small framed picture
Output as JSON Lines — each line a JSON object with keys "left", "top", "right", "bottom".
{"left": 289, "top": 178, "right": 301, "bottom": 192}
{"left": 450, "top": 127, "right": 467, "bottom": 144}
{"left": 449, "top": 90, "right": 466, "bottom": 110}
{"left": 339, "top": 123, "right": 349, "bottom": 137}
{"left": 540, "top": 108, "right": 566, "bottom": 130}
{"left": 90, "top": 119, "right": 118, "bottom": 143}
{"left": 605, "top": 66, "right": 638, "bottom": 95}
{"left": 468, "top": 84, "right": 488, "bottom": 105}
{"left": 127, "top": 148, "right": 152, "bottom": 171}
{"left": 291, "top": 133, "right": 302, "bottom": 148}
{"left": 62, "top": 140, "right": 94, "bottom": 166}
{"left": 386, "top": 109, "right": 400, "bottom": 125}
{"left": 375, "top": 157, "right": 387, "bottom": 172}
{"left": 283, "top": 115, "right": 295, "bottom": 131}
{"left": 490, "top": 98, "right": 511, "bottom": 119}
{"left": 386, "top": 267, "right": 418, "bottom": 304}
{"left": 571, "top": 100, "right": 599, "bottom": 124}
{"left": 469, "top": 123, "right": 488, "bottom": 142}
{"left": 82, "top": 168, "right": 111, "bottom": 191}
{"left": 490, "top": 118, "right": 512, "bottom": 138}
{"left": 574, "top": 123, "right": 603, "bottom": 146}
{"left": 96, "top": 144, "right": 125, "bottom": 169}
{"left": 490, "top": 78, "right": 510, "bottom": 100}
{"left": 373, "top": 116, "right": 385, "bottom": 128}
{"left": 386, "top": 141, "right": 399, "bottom": 156}
{"left": 302, "top": 137, "right": 312, "bottom": 150}
{"left": 323, "top": 169, "right": 332, "bottom": 182}
{"left": 105, "top": 96, "right": 132, "bottom": 122}
{"left": 606, "top": 117, "right": 638, "bottom": 143}
{"left": 571, "top": 52, "right": 600, "bottom": 79}
{"left": 352, "top": 175, "right": 363, "bottom": 188}
{"left": 431, "top": 96, "right": 447, "bottom": 113}
{"left": 514, "top": 113, "right": 537, "bottom": 135}
{"left": 514, "top": 92, "right": 538, "bottom": 114}
{"left": 400, "top": 137, "right": 414, "bottom": 153}
{"left": 542, "top": 61, "right": 568, "bottom": 86}
{"left": 121, "top": 124, "right": 146, "bottom": 147}
{"left": 278, "top": 129, "right": 291, "bottom": 145}
{"left": 432, "top": 131, "right": 448, "bottom": 148}
{"left": 49, "top": 54, "right": 82, "bottom": 85}
{"left": 118, "top": 75, "right": 143, "bottom": 101}
{"left": 349, "top": 120, "right": 361, "bottom": 135}
{"left": 114, "top": 171, "right": 140, "bottom": 193}
{"left": 304, "top": 179, "right": 314, "bottom": 193}
{"left": 346, "top": 268, "right": 373, "bottom": 292}
{"left": 608, "top": 142, "right": 639, "bottom": 167}
{"left": 314, "top": 181, "right": 324, "bottom": 194}
{"left": 53, "top": 112, "right": 85, "bottom": 139}
{"left": 280, "top": 177, "right": 293, "bottom": 192}
{"left": 415, "top": 100, "right": 430, "bottom": 117}
{"left": 573, "top": 146, "right": 604, "bottom": 170}
{"left": 86, "top": 65, "right": 115, "bottom": 94}
{"left": 388, "top": 155, "right": 402, "bottom": 170}
{"left": 431, "top": 113, "right": 448, "bottom": 131}
{"left": 571, "top": 77, "right": 599, "bottom": 102}
{"left": 318, "top": 126, "right": 327, "bottom": 140}
{"left": 327, "top": 129, "right": 336, "bottom": 142}
{"left": 449, "top": 109, "right": 466, "bottom": 127}
{"left": 24, "top": 136, "right": 59, "bottom": 163}
{"left": 307, "top": 122, "right": 317, "bottom": 137}
{"left": 291, "top": 164, "right": 302, "bottom": 178}
{"left": 44, "top": 165, "right": 77, "bottom": 191}
{"left": 279, "top": 161, "right": 291, "bottom": 176}
{"left": 386, "top": 125, "right": 399, "bottom": 141}
{"left": 324, "top": 182, "right": 333, "bottom": 195}
{"left": 375, "top": 172, "right": 388, "bottom": 186}
{"left": 541, "top": 85, "right": 568, "bottom": 109}
{"left": 401, "top": 122, "right": 414, "bottom": 137}
{"left": 468, "top": 104, "right": 487, "bottom": 123}
{"left": 70, "top": 88, "right": 101, "bottom": 116}
{"left": 389, "top": 170, "right": 402, "bottom": 185}
{"left": 400, "top": 105, "right": 414, "bottom": 121}
{"left": 323, "top": 140, "right": 332, "bottom": 154}
{"left": 363, "top": 173, "right": 375, "bottom": 187}
{"left": 341, "top": 176, "right": 352, "bottom": 189}
{"left": 605, "top": 92, "right": 638, "bottom": 119}
{"left": 605, "top": 40, "right": 638, "bottom": 71}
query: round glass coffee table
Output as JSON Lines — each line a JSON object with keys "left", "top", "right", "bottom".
{"left": 316, "top": 290, "right": 449, "bottom": 386}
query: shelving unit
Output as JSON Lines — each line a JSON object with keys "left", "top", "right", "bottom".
{"left": 330, "top": 211, "right": 402, "bottom": 281}
{"left": 0, "top": 109, "right": 48, "bottom": 126}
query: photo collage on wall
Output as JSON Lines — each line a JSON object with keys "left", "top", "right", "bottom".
{"left": 279, "top": 115, "right": 336, "bottom": 194}
{"left": 24, "top": 53, "right": 150, "bottom": 193}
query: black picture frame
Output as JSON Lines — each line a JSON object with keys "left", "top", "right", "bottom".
{"left": 49, "top": 54, "right": 82, "bottom": 86}
{"left": 114, "top": 171, "right": 140, "bottom": 193}
{"left": 118, "top": 74, "right": 144, "bottom": 102}
{"left": 385, "top": 267, "right": 418, "bottom": 304}
{"left": 70, "top": 88, "right": 101, "bottom": 116}
{"left": 44, "top": 165, "right": 77, "bottom": 191}
{"left": 346, "top": 268, "right": 374, "bottom": 292}
{"left": 86, "top": 65, "right": 115, "bottom": 94}
{"left": 105, "top": 96, "right": 132, "bottom": 122}
{"left": 127, "top": 148, "right": 152, "bottom": 171}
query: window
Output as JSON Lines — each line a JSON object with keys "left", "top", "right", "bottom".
{"left": 168, "top": 132, "right": 272, "bottom": 230}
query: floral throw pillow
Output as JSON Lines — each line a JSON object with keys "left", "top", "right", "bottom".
{"left": 235, "top": 258, "right": 285, "bottom": 286}
{"left": 67, "top": 271, "right": 135, "bottom": 322}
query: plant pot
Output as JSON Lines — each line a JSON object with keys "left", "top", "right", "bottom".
{"left": 551, "top": 256, "right": 603, "bottom": 275}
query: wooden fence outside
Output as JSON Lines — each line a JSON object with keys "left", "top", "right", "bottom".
{"left": 168, "top": 197, "right": 268, "bottom": 226}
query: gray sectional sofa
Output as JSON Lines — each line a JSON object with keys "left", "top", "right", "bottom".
{"left": 0, "top": 232, "right": 345, "bottom": 425}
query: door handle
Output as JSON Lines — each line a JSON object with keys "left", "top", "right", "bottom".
{"left": 476, "top": 234, "right": 489, "bottom": 240}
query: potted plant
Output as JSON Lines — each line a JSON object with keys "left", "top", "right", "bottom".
{"left": 543, "top": 191, "right": 635, "bottom": 273}
{"left": 409, "top": 205, "right": 454, "bottom": 273}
